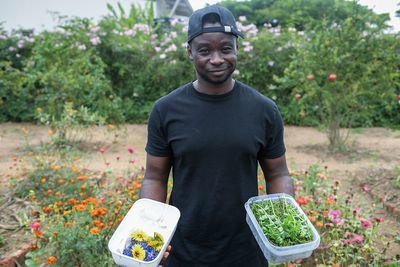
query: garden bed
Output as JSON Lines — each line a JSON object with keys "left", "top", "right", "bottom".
{"left": 0, "top": 124, "right": 399, "bottom": 264}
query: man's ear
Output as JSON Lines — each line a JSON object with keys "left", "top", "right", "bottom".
{"left": 187, "top": 43, "right": 194, "bottom": 61}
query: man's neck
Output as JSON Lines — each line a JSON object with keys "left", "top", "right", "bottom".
{"left": 193, "top": 79, "right": 235, "bottom": 95}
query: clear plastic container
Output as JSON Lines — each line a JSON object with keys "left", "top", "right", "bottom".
{"left": 108, "top": 198, "right": 180, "bottom": 267}
{"left": 244, "top": 193, "right": 320, "bottom": 263}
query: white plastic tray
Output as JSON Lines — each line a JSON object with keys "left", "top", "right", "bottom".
{"left": 108, "top": 198, "right": 180, "bottom": 267}
{"left": 245, "top": 193, "right": 320, "bottom": 263}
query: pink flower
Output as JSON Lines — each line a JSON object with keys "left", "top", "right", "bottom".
{"left": 30, "top": 221, "right": 41, "bottom": 230}
{"left": 360, "top": 218, "right": 372, "bottom": 229}
{"left": 362, "top": 184, "right": 369, "bottom": 192}
{"left": 329, "top": 210, "right": 341, "bottom": 218}
{"left": 99, "top": 147, "right": 106, "bottom": 153}
{"left": 352, "top": 235, "right": 364, "bottom": 243}
{"left": 331, "top": 217, "right": 342, "bottom": 225}
{"left": 128, "top": 147, "right": 135, "bottom": 154}
{"left": 129, "top": 159, "right": 136, "bottom": 164}
{"left": 343, "top": 239, "right": 354, "bottom": 245}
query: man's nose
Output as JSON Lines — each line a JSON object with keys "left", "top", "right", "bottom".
{"left": 209, "top": 51, "right": 224, "bottom": 64}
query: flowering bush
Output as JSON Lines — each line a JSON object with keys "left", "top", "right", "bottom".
{"left": 0, "top": 2, "right": 399, "bottom": 128}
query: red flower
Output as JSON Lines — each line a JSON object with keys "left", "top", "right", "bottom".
{"left": 296, "top": 195, "right": 308, "bottom": 205}
{"left": 128, "top": 147, "right": 135, "bottom": 154}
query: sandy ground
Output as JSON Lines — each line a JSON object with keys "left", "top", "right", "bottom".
{"left": 0, "top": 123, "right": 399, "bottom": 260}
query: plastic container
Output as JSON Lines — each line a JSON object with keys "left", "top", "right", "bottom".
{"left": 108, "top": 198, "right": 180, "bottom": 267}
{"left": 244, "top": 193, "right": 320, "bottom": 263}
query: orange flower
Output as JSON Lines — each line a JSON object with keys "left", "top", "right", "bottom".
{"left": 98, "top": 207, "right": 108, "bottom": 215}
{"left": 82, "top": 197, "right": 97, "bottom": 205}
{"left": 42, "top": 206, "right": 52, "bottom": 213}
{"left": 133, "top": 180, "right": 141, "bottom": 189}
{"left": 326, "top": 196, "right": 334, "bottom": 205}
{"left": 308, "top": 215, "right": 317, "bottom": 223}
{"left": 31, "top": 195, "right": 37, "bottom": 201}
{"left": 74, "top": 204, "right": 86, "bottom": 211}
{"left": 77, "top": 175, "right": 88, "bottom": 181}
{"left": 90, "top": 209, "right": 100, "bottom": 217}
{"left": 58, "top": 179, "right": 65, "bottom": 184}
{"left": 41, "top": 177, "right": 46, "bottom": 183}
{"left": 68, "top": 199, "right": 78, "bottom": 205}
{"left": 51, "top": 165, "right": 61, "bottom": 170}
{"left": 55, "top": 191, "right": 61, "bottom": 196}
{"left": 323, "top": 209, "right": 329, "bottom": 217}
{"left": 80, "top": 185, "right": 87, "bottom": 191}
{"left": 33, "top": 230, "right": 42, "bottom": 238}
{"left": 90, "top": 227, "right": 100, "bottom": 235}
{"left": 331, "top": 264, "right": 340, "bottom": 267}
{"left": 316, "top": 221, "right": 324, "bottom": 228}
{"left": 46, "top": 256, "right": 57, "bottom": 264}
{"left": 258, "top": 185, "right": 264, "bottom": 191}
{"left": 46, "top": 189, "right": 53, "bottom": 195}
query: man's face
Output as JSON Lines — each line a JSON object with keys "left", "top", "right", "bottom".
{"left": 187, "top": 22, "right": 238, "bottom": 85}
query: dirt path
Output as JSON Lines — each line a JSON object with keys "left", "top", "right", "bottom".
{"left": 0, "top": 123, "right": 399, "bottom": 260}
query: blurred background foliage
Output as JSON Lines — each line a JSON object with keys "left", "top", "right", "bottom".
{"left": 0, "top": 0, "right": 399, "bottom": 130}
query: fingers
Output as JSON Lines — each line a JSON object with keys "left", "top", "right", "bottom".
{"left": 158, "top": 245, "right": 172, "bottom": 267}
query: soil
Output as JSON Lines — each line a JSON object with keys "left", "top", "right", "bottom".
{"left": 0, "top": 123, "right": 399, "bottom": 263}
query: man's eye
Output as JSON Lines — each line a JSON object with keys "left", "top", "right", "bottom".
{"left": 222, "top": 47, "right": 233, "bottom": 52}
{"left": 198, "top": 49, "right": 209, "bottom": 54}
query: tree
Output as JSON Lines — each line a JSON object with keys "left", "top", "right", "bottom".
{"left": 220, "top": 0, "right": 390, "bottom": 31}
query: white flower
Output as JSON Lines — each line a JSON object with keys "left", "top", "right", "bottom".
{"left": 159, "top": 54, "right": 167, "bottom": 59}
{"left": 165, "top": 44, "right": 177, "bottom": 52}
{"left": 90, "top": 37, "right": 101, "bottom": 45}
{"left": 239, "top": 16, "right": 247, "bottom": 22}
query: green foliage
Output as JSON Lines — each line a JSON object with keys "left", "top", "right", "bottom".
{"left": 13, "top": 150, "right": 140, "bottom": 266}
{"left": 35, "top": 102, "right": 106, "bottom": 148}
{"left": 221, "top": 0, "right": 390, "bottom": 31}
{"left": 0, "top": 0, "right": 399, "bottom": 128}
{"left": 276, "top": 16, "right": 400, "bottom": 149}
{"left": 288, "top": 165, "right": 396, "bottom": 266}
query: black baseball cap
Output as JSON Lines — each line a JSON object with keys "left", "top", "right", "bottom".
{"left": 187, "top": 5, "right": 245, "bottom": 43}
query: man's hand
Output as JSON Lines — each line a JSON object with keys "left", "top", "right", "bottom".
{"left": 158, "top": 245, "right": 171, "bottom": 267}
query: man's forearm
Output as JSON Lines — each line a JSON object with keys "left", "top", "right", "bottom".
{"left": 266, "top": 175, "right": 295, "bottom": 197}
{"left": 139, "top": 178, "right": 168, "bottom": 203}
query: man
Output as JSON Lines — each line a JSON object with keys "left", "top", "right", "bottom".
{"left": 140, "top": 4, "right": 294, "bottom": 267}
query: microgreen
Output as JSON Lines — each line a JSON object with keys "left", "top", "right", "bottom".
{"left": 251, "top": 197, "right": 313, "bottom": 247}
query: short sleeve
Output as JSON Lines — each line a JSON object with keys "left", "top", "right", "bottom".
{"left": 259, "top": 103, "right": 286, "bottom": 159}
{"left": 145, "top": 104, "right": 171, "bottom": 157}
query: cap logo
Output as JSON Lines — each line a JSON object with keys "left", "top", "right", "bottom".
{"left": 224, "top": 26, "right": 232, "bottom": 32}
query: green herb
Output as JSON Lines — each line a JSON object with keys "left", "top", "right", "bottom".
{"left": 251, "top": 197, "right": 313, "bottom": 247}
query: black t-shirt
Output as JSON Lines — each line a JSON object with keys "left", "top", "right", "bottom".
{"left": 146, "top": 81, "right": 285, "bottom": 266}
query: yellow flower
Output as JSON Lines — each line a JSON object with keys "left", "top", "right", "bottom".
{"left": 131, "top": 244, "right": 146, "bottom": 260}
{"left": 130, "top": 230, "right": 148, "bottom": 242}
